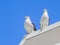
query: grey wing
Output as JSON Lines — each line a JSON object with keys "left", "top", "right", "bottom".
{"left": 32, "top": 22, "right": 36, "bottom": 31}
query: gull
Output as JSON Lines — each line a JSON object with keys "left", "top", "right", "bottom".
{"left": 24, "top": 16, "right": 36, "bottom": 34}
{"left": 40, "top": 9, "right": 49, "bottom": 30}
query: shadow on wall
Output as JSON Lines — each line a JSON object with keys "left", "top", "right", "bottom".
{"left": 55, "top": 43, "right": 60, "bottom": 45}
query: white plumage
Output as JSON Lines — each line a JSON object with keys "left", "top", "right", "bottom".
{"left": 40, "top": 9, "right": 49, "bottom": 30}
{"left": 24, "top": 16, "right": 36, "bottom": 34}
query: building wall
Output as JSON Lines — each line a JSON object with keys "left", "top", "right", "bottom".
{"left": 24, "top": 26, "right": 60, "bottom": 45}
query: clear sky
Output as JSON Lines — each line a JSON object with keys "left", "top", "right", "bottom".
{"left": 0, "top": 0, "right": 60, "bottom": 45}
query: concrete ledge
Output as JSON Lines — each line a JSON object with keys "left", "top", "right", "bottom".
{"left": 19, "top": 21, "right": 60, "bottom": 45}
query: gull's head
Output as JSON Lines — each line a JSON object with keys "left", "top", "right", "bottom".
{"left": 43, "top": 8, "right": 47, "bottom": 12}
{"left": 25, "top": 16, "right": 30, "bottom": 19}
{"left": 43, "top": 8, "right": 48, "bottom": 17}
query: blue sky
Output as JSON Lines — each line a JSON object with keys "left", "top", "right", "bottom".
{"left": 0, "top": 0, "right": 60, "bottom": 45}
